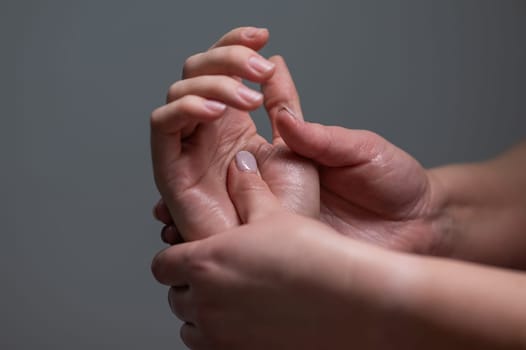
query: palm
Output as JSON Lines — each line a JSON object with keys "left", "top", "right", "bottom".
{"left": 318, "top": 148, "right": 436, "bottom": 253}
{"left": 155, "top": 106, "right": 318, "bottom": 241}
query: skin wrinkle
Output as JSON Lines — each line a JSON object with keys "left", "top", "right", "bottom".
{"left": 171, "top": 118, "right": 256, "bottom": 195}
{"left": 175, "top": 187, "right": 238, "bottom": 235}
{"left": 319, "top": 184, "right": 437, "bottom": 253}
{"left": 258, "top": 144, "right": 318, "bottom": 217}
{"left": 152, "top": 27, "right": 526, "bottom": 348}
{"left": 319, "top": 190, "right": 391, "bottom": 247}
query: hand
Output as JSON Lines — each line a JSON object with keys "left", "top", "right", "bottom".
{"left": 152, "top": 151, "right": 399, "bottom": 350}
{"left": 273, "top": 115, "right": 447, "bottom": 254}
{"left": 153, "top": 150, "right": 526, "bottom": 350}
{"left": 155, "top": 95, "right": 445, "bottom": 254}
{"left": 150, "top": 27, "right": 318, "bottom": 241}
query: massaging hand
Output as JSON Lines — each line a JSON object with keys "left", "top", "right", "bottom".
{"left": 272, "top": 116, "right": 444, "bottom": 254}
{"left": 151, "top": 27, "right": 318, "bottom": 241}
{"left": 152, "top": 152, "right": 399, "bottom": 350}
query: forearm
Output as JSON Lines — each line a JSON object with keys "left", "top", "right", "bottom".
{"left": 428, "top": 141, "right": 526, "bottom": 268}
{"left": 386, "top": 253, "right": 526, "bottom": 349}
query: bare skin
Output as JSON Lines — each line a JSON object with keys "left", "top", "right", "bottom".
{"left": 153, "top": 27, "right": 446, "bottom": 255}
{"left": 428, "top": 141, "right": 526, "bottom": 268}
{"left": 151, "top": 150, "right": 526, "bottom": 350}
{"left": 150, "top": 26, "right": 526, "bottom": 350}
{"left": 151, "top": 27, "right": 318, "bottom": 241}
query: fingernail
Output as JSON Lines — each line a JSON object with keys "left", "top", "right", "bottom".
{"left": 278, "top": 105, "right": 301, "bottom": 122}
{"left": 279, "top": 105, "right": 297, "bottom": 118}
{"left": 204, "top": 100, "right": 227, "bottom": 113}
{"left": 248, "top": 56, "right": 275, "bottom": 74}
{"left": 244, "top": 27, "right": 264, "bottom": 39}
{"left": 235, "top": 151, "right": 258, "bottom": 173}
{"left": 237, "top": 86, "right": 263, "bottom": 104}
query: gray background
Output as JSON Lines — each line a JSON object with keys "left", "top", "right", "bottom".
{"left": 4, "top": 0, "right": 525, "bottom": 349}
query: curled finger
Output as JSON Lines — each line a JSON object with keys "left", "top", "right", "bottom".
{"left": 161, "top": 225, "right": 184, "bottom": 245}
{"left": 183, "top": 45, "right": 275, "bottom": 82}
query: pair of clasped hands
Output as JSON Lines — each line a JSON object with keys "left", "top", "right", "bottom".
{"left": 150, "top": 27, "right": 443, "bottom": 349}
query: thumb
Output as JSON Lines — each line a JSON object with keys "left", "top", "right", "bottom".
{"left": 227, "top": 150, "right": 280, "bottom": 224}
{"left": 276, "top": 114, "right": 391, "bottom": 168}
{"left": 261, "top": 55, "right": 304, "bottom": 143}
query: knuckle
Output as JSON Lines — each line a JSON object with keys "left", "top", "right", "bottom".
{"left": 177, "top": 95, "right": 196, "bottom": 112}
{"left": 185, "top": 243, "right": 218, "bottom": 282}
{"left": 187, "top": 254, "right": 213, "bottom": 279}
{"left": 222, "top": 45, "right": 247, "bottom": 63}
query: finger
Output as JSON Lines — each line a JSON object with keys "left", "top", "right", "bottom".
{"left": 261, "top": 55, "right": 304, "bottom": 143}
{"left": 153, "top": 199, "right": 173, "bottom": 225}
{"left": 151, "top": 96, "right": 227, "bottom": 178}
{"left": 161, "top": 225, "right": 184, "bottom": 245}
{"left": 168, "top": 286, "right": 194, "bottom": 323}
{"left": 180, "top": 322, "right": 207, "bottom": 350}
{"left": 151, "top": 100, "right": 211, "bottom": 180}
{"left": 276, "top": 114, "right": 390, "bottom": 168}
{"left": 167, "top": 75, "right": 263, "bottom": 110}
{"left": 227, "top": 150, "right": 280, "bottom": 224}
{"left": 151, "top": 242, "right": 198, "bottom": 286}
{"left": 183, "top": 45, "right": 275, "bottom": 82}
{"left": 209, "top": 26, "right": 269, "bottom": 51}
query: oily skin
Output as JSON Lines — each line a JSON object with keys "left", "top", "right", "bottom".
{"left": 151, "top": 27, "right": 319, "bottom": 241}
{"left": 153, "top": 27, "right": 444, "bottom": 254}
{"left": 153, "top": 155, "right": 398, "bottom": 350}
{"left": 150, "top": 27, "right": 526, "bottom": 349}
{"left": 152, "top": 151, "right": 526, "bottom": 350}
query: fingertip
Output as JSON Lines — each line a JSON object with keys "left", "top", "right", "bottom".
{"left": 235, "top": 150, "right": 259, "bottom": 173}
{"left": 154, "top": 199, "right": 173, "bottom": 224}
{"left": 242, "top": 27, "right": 269, "bottom": 51}
{"left": 151, "top": 249, "right": 167, "bottom": 284}
{"left": 268, "top": 54, "right": 285, "bottom": 65}
{"left": 161, "top": 225, "right": 184, "bottom": 245}
{"left": 243, "top": 26, "right": 269, "bottom": 40}
{"left": 227, "top": 150, "right": 279, "bottom": 223}
{"left": 211, "top": 26, "right": 269, "bottom": 51}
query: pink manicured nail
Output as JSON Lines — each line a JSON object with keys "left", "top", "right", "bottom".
{"left": 204, "top": 100, "right": 227, "bottom": 113}
{"left": 235, "top": 151, "right": 258, "bottom": 173}
{"left": 244, "top": 27, "right": 263, "bottom": 38}
{"left": 248, "top": 56, "right": 275, "bottom": 74}
{"left": 237, "top": 86, "right": 263, "bottom": 104}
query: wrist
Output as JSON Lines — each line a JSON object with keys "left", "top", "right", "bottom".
{"left": 420, "top": 167, "right": 457, "bottom": 258}
{"left": 344, "top": 247, "right": 432, "bottom": 349}
{"left": 311, "top": 238, "right": 411, "bottom": 349}
{"left": 426, "top": 163, "right": 501, "bottom": 264}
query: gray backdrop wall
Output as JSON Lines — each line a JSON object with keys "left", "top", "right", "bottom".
{"left": 5, "top": 0, "right": 525, "bottom": 349}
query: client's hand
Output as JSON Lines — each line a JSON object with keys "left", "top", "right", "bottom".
{"left": 151, "top": 27, "right": 318, "bottom": 241}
